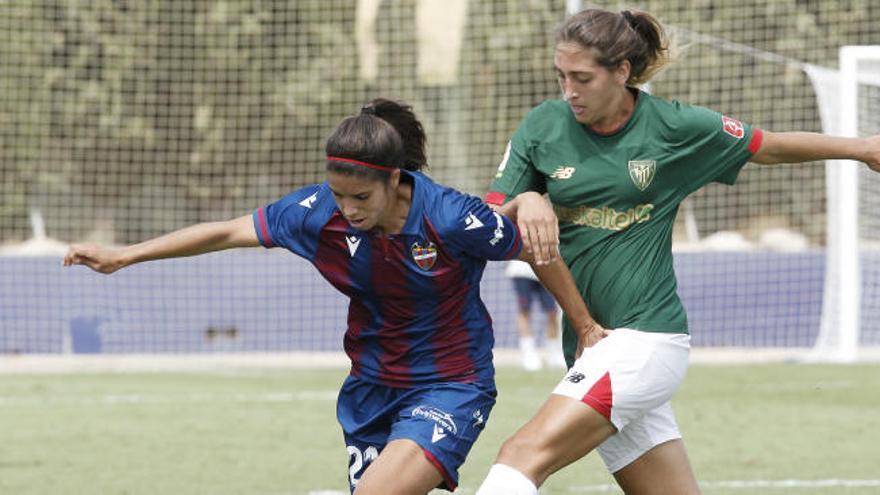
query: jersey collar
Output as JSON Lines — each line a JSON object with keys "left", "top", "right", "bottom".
{"left": 397, "top": 169, "right": 425, "bottom": 236}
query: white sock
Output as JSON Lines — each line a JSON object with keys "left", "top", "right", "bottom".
{"left": 518, "top": 336, "right": 537, "bottom": 352}
{"left": 519, "top": 336, "right": 542, "bottom": 371}
{"left": 544, "top": 336, "right": 562, "bottom": 353}
{"left": 543, "top": 337, "right": 567, "bottom": 368}
{"left": 475, "top": 464, "right": 538, "bottom": 495}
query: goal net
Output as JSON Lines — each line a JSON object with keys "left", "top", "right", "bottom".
{"left": 1, "top": 1, "right": 879, "bottom": 365}
{"left": 809, "top": 47, "right": 880, "bottom": 362}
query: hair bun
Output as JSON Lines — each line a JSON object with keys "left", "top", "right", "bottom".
{"left": 360, "top": 104, "right": 377, "bottom": 115}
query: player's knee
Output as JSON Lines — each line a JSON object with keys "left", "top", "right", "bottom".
{"left": 496, "top": 433, "right": 547, "bottom": 470}
{"left": 499, "top": 432, "right": 530, "bottom": 455}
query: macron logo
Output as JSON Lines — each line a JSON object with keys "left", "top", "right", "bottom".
{"left": 464, "top": 212, "right": 484, "bottom": 231}
{"left": 431, "top": 424, "right": 447, "bottom": 443}
{"left": 346, "top": 235, "right": 361, "bottom": 256}
{"left": 298, "top": 192, "right": 318, "bottom": 209}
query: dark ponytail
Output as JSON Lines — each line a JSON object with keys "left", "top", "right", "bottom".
{"left": 364, "top": 98, "right": 427, "bottom": 172}
{"left": 325, "top": 98, "right": 427, "bottom": 182}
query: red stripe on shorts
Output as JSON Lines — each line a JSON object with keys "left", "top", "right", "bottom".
{"left": 423, "top": 449, "right": 457, "bottom": 491}
{"left": 581, "top": 371, "right": 613, "bottom": 421}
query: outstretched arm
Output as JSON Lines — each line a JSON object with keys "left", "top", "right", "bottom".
{"left": 752, "top": 131, "right": 880, "bottom": 171}
{"left": 63, "top": 214, "right": 260, "bottom": 274}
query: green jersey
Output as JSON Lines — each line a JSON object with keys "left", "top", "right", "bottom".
{"left": 487, "top": 91, "right": 762, "bottom": 360}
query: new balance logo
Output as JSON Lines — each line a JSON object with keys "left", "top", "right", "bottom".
{"left": 432, "top": 424, "right": 447, "bottom": 443}
{"left": 299, "top": 192, "right": 318, "bottom": 208}
{"left": 566, "top": 372, "right": 586, "bottom": 383}
{"left": 550, "top": 166, "right": 576, "bottom": 179}
{"left": 464, "top": 212, "right": 484, "bottom": 230}
{"left": 345, "top": 235, "right": 361, "bottom": 256}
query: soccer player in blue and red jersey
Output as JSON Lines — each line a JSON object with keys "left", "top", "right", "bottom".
{"left": 64, "top": 98, "right": 601, "bottom": 494}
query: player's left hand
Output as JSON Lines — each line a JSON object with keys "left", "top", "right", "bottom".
{"left": 575, "top": 322, "right": 610, "bottom": 358}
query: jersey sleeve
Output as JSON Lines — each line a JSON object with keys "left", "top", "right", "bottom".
{"left": 680, "top": 104, "right": 764, "bottom": 194}
{"left": 485, "top": 115, "right": 547, "bottom": 206}
{"left": 252, "top": 184, "right": 322, "bottom": 259}
{"left": 441, "top": 192, "right": 522, "bottom": 261}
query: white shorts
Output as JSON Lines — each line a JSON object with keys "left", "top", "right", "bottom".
{"left": 551, "top": 328, "right": 690, "bottom": 473}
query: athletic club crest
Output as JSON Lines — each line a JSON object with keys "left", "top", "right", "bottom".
{"left": 628, "top": 160, "right": 656, "bottom": 191}
{"left": 410, "top": 241, "right": 438, "bottom": 270}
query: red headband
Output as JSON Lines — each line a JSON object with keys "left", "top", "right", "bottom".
{"left": 327, "top": 156, "right": 395, "bottom": 172}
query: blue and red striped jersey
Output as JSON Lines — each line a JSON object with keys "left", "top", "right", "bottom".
{"left": 253, "top": 171, "right": 522, "bottom": 389}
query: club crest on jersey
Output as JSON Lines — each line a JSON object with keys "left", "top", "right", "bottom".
{"left": 722, "top": 115, "right": 745, "bottom": 139}
{"left": 410, "top": 241, "right": 438, "bottom": 270}
{"left": 628, "top": 160, "right": 656, "bottom": 191}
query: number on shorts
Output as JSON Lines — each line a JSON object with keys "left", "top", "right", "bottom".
{"left": 347, "top": 445, "right": 379, "bottom": 487}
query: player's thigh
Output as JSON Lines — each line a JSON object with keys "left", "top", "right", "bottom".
{"left": 496, "top": 394, "right": 616, "bottom": 485}
{"left": 389, "top": 383, "right": 496, "bottom": 490}
{"left": 555, "top": 329, "right": 690, "bottom": 432}
{"left": 354, "top": 439, "right": 442, "bottom": 495}
{"left": 338, "top": 377, "right": 398, "bottom": 490}
{"left": 612, "top": 439, "right": 701, "bottom": 495}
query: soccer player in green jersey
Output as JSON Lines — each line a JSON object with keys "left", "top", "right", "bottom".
{"left": 476, "top": 8, "right": 880, "bottom": 495}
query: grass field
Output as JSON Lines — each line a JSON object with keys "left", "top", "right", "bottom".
{"left": 1, "top": 364, "right": 879, "bottom": 494}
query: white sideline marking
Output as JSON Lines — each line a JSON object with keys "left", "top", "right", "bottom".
{"left": 0, "top": 391, "right": 338, "bottom": 406}
{"left": 569, "top": 479, "right": 880, "bottom": 492}
{"left": 4, "top": 349, "right": 880, "bottom": 375}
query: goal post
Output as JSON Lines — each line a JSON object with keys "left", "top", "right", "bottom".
{"left": 812, "top": 46, "right": 880, "bottom": 363}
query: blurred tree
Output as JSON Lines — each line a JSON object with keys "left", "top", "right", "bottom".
{"left": 1, "top": 0, "right": 879, "bottom": 244}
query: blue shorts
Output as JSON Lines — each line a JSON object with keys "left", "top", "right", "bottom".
{"left": 512, "top": 278, "right": 556, "bottom": 313}
{"left": 336, "top": 375, "right": 496, "bottom": 492}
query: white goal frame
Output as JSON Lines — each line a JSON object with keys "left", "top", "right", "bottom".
{"left": 813, "top": 46, "right": 880, "bottom": 363}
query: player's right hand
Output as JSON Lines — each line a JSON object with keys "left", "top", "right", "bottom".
{"left": 63, "top": 244, "right": 126, "bottom": 274}
{"left": 515, "top": 192, "right": 559, "bottom": 265}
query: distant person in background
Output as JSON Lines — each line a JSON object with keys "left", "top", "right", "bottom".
{"left": 64, "top": 98, "right": 602, "bottom": 495}
{"left": 476, "top": 7, "right": 880, "bottom": 495}
{"left": 505, "top": 259, "right": 566, "bottom": 370}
